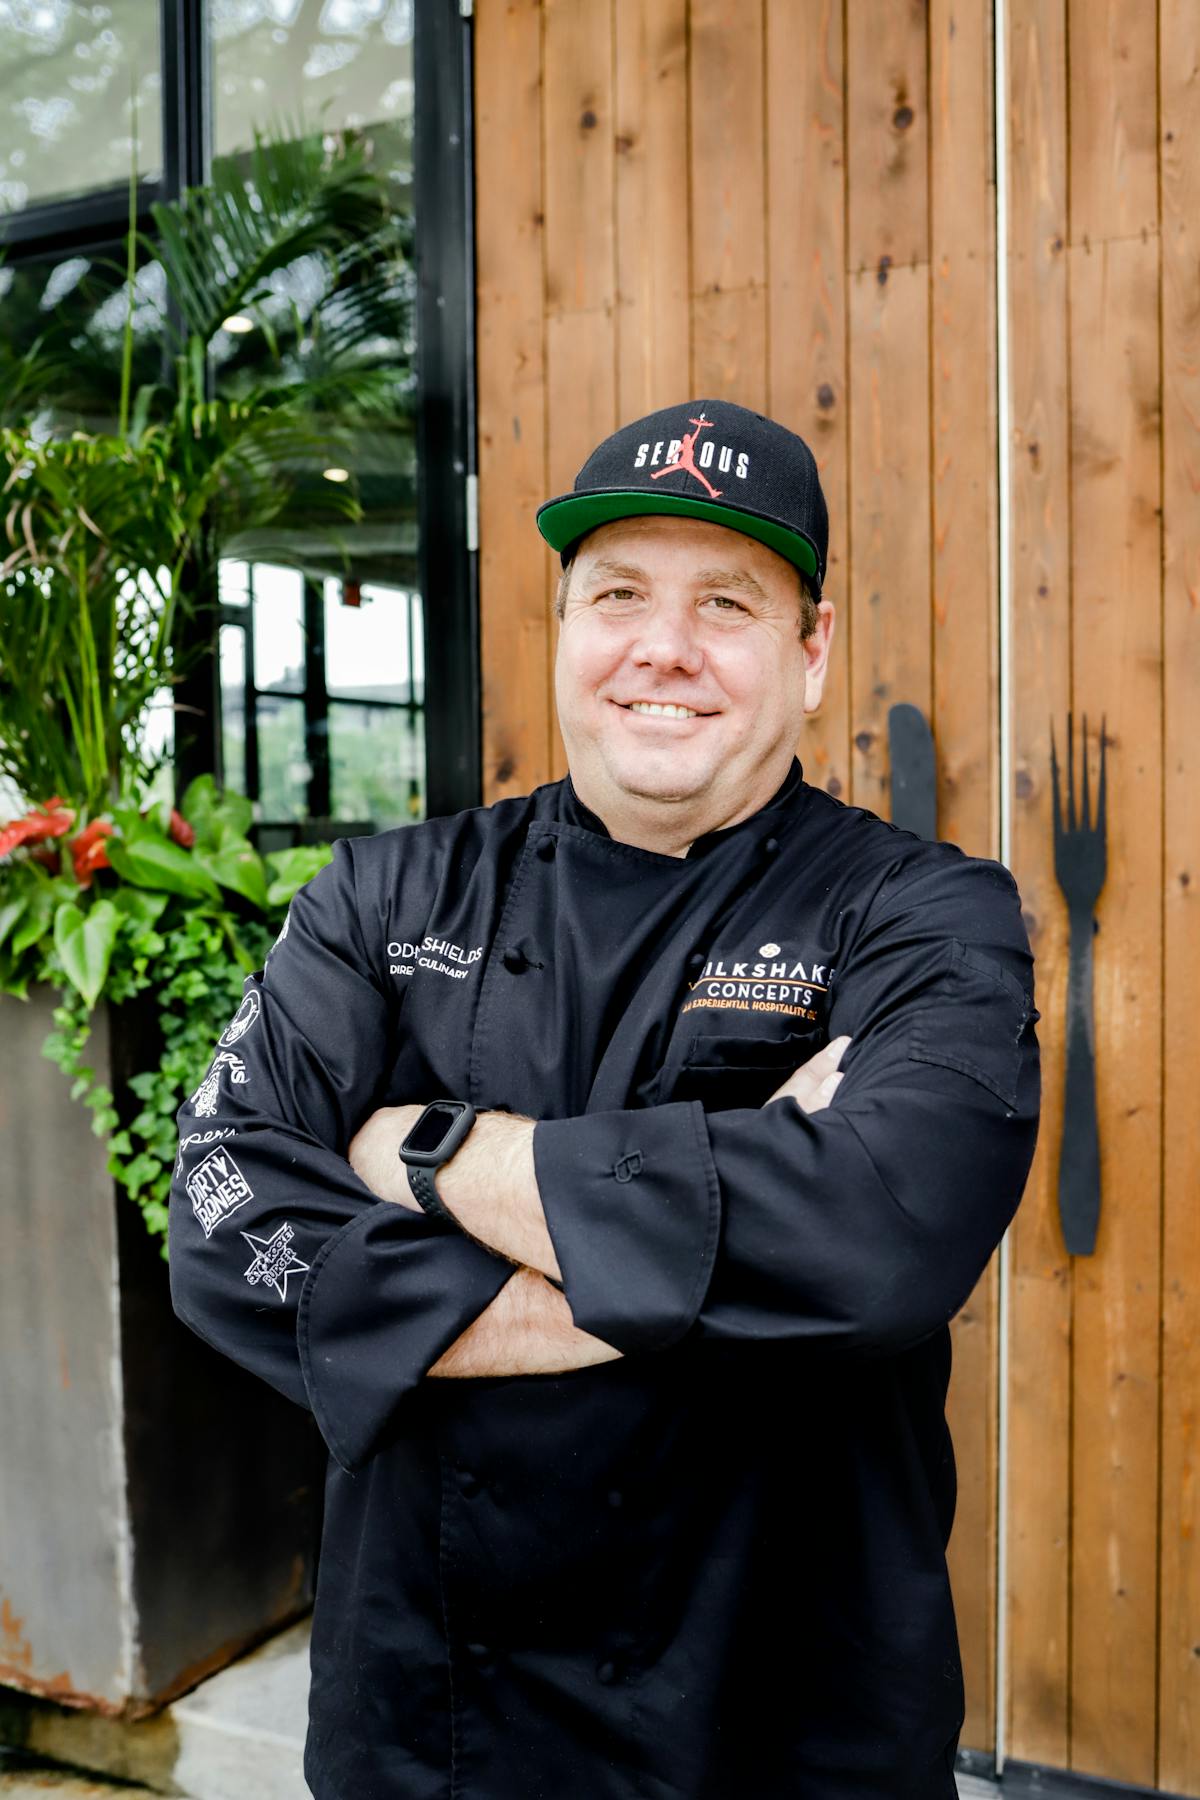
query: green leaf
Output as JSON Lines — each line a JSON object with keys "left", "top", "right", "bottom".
{"left": 0, "top": 896, "right": 29, "bottom": 953}
{"left": 195, "top": 839, "right": 269, "bottom": 909}
{"left": 53, "top": 898, "right": 121, "bottom": 1007}
{"left": 111, "top": 887, "right": 170, "bottom": 927}
{"left": 11, "top": 885, "right": 54, "bottom": 956}
{"left": 106, "top": 836, "right": 220, "bottom": 900}
{"left": 264, "top": 842, "right": 333, "bottom": 906}
{"left": 179, "top": 774, "right": 221, "bottom": 847}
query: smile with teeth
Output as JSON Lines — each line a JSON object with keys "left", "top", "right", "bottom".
{"left": 624, "top": 701, "right": 705, "bottom": 719}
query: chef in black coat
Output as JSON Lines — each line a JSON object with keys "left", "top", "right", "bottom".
{"left": 170, "top": 399, "right": 1040, "bottom": 1799}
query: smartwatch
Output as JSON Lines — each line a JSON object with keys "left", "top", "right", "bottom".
{"left": 398, "top": 1099, "right": 477, "bottom": 1226}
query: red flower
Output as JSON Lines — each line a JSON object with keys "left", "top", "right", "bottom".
{"left": 0, "top": 797, "right": 76, "bottom": 859}
{"left": 70, "top": 819, "right": 115, "bottom": 888}
{"left": 168, "top": 808, "right": 195, "bottom": 849}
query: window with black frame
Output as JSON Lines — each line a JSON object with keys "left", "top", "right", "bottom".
{"left": 0, "top": 0, "right": 476, "bottom": 838}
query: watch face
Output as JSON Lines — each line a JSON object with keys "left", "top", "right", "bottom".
{"left": 405, "top": 1101, "right": 464, "bottom": 1157}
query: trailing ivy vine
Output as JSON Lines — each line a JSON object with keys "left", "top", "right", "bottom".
{"left": 0, "top": 778, "right": 330, "bottom": 1253}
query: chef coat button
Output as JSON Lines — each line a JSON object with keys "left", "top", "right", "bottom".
{"left": 536, "top": 836, "right": 557, "bottom": 861}
{"left": 457, "top": 1470, "right": 481, "bottom": 1498}
{"left": 763, "top": 836, "right": 780, "bottom": 857}
{"left": 686, "top": 952, "right": 705, "bottom": 975}
{"left": 597, "top": 1660, "right": 618, "bottom": 1685}
{"left": 501, "top": 946, "right": 527, "bottom": 973}
{"left": 606, "top": 1489, "right": 623, "bottom": 1509}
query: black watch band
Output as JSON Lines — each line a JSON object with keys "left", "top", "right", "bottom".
{"left": 405, "top": 1162, "right": 460, "bottom": 1228}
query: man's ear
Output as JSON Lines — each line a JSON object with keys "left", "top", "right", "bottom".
{"left": 802, "top": 600, "right": 836, "bottom": 715}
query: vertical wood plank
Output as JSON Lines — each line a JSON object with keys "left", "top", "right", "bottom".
{"left": 845, "top": 263, "right": 931, "bottom": 815}
{"left": 1003, "top": 0, "right": 1073, "bottom": 1769}
{"left": 845, "top": 0, "right": 928, "bottom": 274}
{"left": 1067, "top": 0, "right": 1158, "bottom": 245}
{"left": 1067, "top": 234, "right": 1162, "bottom": 1788}
{"left": 613, "top": 0, "right": 690, "bottom": 420}
{"left": 689, "top": 0, "right": 767, "bottom": 405}
{"left": 1159, "top": 3, "right": 1200, "bottom": 1788}
{"left": 544, "top": 0, "right": 618, "bottom": 490}
{"left": 475, "top": 0, "right": 552, "bottom": 803}
{"left": 764, "top": 0, "right": 850, "bottom": 810}
{"left": 845, "top": 0, "right": 930, "bottom": 816}
{"left": 929, "top": 0, "right": 1000, "bottom": 1753}
{"left": 544, "top": 0, "right": 618, "bottom": 777}
{"left": 929, "top": 0, "right": 998, "bottom": 863}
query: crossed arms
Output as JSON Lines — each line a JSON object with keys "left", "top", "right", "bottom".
{"left": 345, "top": 1041, "right": 849, "bottom": 1380}
{"left": 167, "top": 839, "right": 1038, "bottom": 1473}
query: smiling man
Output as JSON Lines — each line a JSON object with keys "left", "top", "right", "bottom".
{"left": 169, "top": 399, "right": 1040, "bottom": 1799}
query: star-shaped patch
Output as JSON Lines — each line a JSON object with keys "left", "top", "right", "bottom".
{"left": 241, "top": 1222, "right": 310, "bottom": 1303}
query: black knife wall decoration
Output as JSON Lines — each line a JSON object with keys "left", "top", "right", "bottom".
{"left": 887, "top": 703, "right": 938, "bottom": 842}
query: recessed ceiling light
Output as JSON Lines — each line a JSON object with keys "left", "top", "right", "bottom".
{"left": 221, "top": 314, "right": 255, "bottom": 333}
{"left": 322, "top": 467, "right": 351, "bottom": 483}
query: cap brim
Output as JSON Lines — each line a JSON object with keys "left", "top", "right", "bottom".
{"left": 535, "top": 490, "right": 820, "bottom": 584}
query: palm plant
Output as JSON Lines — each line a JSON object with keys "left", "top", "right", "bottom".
{"left": 0, "top": 129, "right": 414, "bottom": 815}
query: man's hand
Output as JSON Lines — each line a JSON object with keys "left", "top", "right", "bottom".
{"left": 766, "top": 1034, "right": 851, "bottom": 1111}
{"left": 428, "top": 1266, "right": 621, "bottom": 1379}
{"left": 348, "top": 1104, "right": 424, "bottom": 1208}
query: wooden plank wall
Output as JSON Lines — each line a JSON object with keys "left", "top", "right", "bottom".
{"left": 475, "top": 0, "right": 1002, "bottom": 1756}
{"left": 476, "top": 2, "right": 1200, "bottom": 1788}
{"left": 1005, "top": 0, "right": 1200, "bottom": 1792}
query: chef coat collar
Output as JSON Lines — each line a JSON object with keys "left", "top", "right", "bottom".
{"left": 560, "top": 758, "right": 808, "bottom": 860}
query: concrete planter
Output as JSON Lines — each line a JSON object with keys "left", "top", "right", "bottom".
{"left": 0, "top": 989, "right": 318, "bottom": 1716}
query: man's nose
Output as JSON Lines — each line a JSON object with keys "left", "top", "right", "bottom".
{"left": 629, "top": 607, "right": 704, "bottom": 674}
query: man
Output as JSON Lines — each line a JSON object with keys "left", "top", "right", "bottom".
{"left": 169, "top": 399, "right": 1040, "bottom": 1799}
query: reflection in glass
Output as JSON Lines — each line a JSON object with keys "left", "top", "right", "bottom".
{"left": 0, "top": 1, "right": 162, "bottom": 212}
{"left": 256, "top": 696, "right": 308, "bottom": 821}
{"left": 329, "top": 700, "right": 423, "bottom": 831}
{"left": 1, "top": 250, "right": 163, "bottom": 434}
{"left": 211, "top": 0, "right": 413, "bottom": 163}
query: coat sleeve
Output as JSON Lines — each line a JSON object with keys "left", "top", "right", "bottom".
{"left": 532, "top": 853, "right": 1041, "bottom": 1361}
{"left": 167, "top": 838, "right": 512, "bottom": 1471}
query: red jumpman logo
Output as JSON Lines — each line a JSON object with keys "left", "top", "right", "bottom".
{"left": 651, "top": 412, "right": 723, "bottom": 499}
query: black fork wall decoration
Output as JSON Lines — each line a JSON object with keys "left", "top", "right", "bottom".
{"left": 1050, "top": 713, "right": 1109, "bottom": 1257}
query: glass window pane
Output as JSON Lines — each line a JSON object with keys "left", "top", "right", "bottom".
{"left": 211, "top": 0, "right": 413, "bottom": 164}
{"left": 324, "top": 579, "right": 418, "bottom": 702}
{"left": 1, "top": 248, "right": 164, "bottom": 434}
{"left": 328, "top": 700, "right": 423, "bottom": 832}
{"left": 256, "top": 695, "right": 307, "bottom": 821}
{"left": 249, "top": 564, "right": 305, "bottom": 694}
{"left": 219, "top": 559, "right": 252, "bottom": 609}
{"left": 0, "top": 1, "right": 162, "bottom": 213}
{"left": 219, "top": 624, "right": 247, "bottom": 795}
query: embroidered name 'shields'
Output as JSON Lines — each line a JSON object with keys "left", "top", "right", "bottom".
{"left": 388, "top": 936, "right": 484, "bottom": 980}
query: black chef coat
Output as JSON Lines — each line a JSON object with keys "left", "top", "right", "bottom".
{"left": 168, "top": 762, "right": 1040, "bottom": 1800}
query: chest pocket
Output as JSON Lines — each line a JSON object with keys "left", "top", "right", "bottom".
{"left": 673, "top": 1027, "right": 826, "bottom": 1112}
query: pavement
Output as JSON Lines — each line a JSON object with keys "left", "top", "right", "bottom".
{"left": 0, "top": 1618, "right": 311, "bottom": 1799}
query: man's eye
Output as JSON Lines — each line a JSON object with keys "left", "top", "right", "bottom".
{"left": 597, "top": 587, "right": 638, "bottom": 602}
{"left": 705, "top": 595, "right": 747, "bottom": 613}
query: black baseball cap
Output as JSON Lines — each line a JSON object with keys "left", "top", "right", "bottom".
{"left": 536, "top": 399, "right": 828, "bottom": 593}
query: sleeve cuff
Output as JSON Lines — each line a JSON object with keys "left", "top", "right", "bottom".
{"left": 297, "top": 1201, "right": 512, "bottom": 1471}
{"left": 532, "top": 1102, "right": 721, "bottom": 1355}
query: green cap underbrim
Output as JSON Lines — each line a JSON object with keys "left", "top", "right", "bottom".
{"left": 535, "top": 491, "right": 820, "bottom": 583}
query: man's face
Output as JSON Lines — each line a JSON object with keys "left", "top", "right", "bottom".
{"left": 554, "top": 515, "right": 834, "bottom": 836}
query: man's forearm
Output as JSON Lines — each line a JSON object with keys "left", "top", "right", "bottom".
{"left": 428, "top": 1266, "right": 621, "bottom": 1378}
{"left": 348, "top": 1105, "right": 560, "bottom": 1277}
